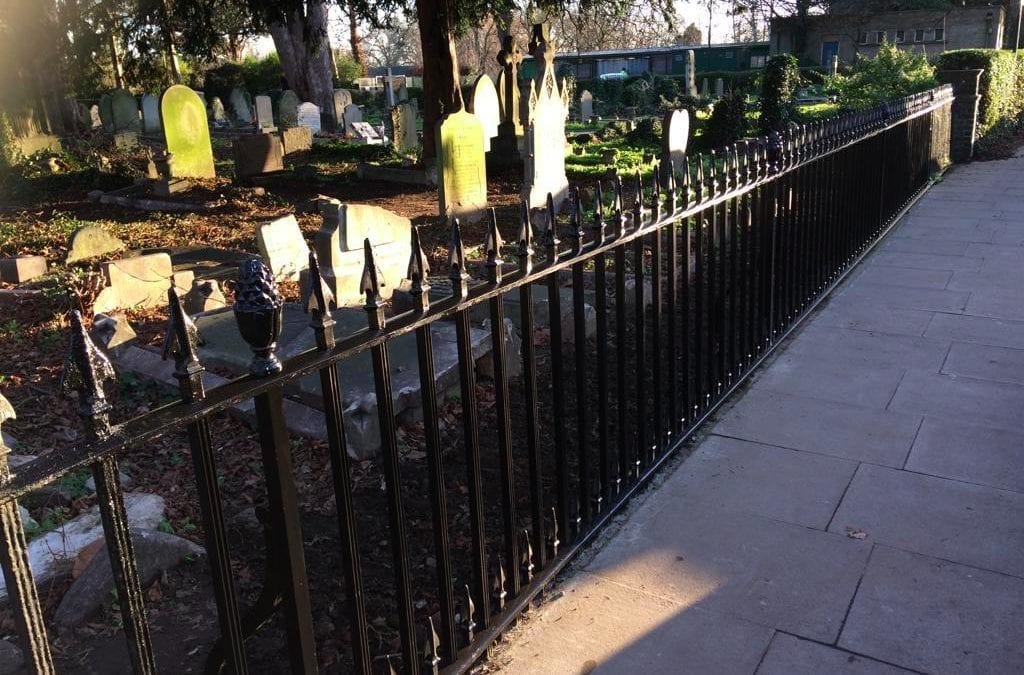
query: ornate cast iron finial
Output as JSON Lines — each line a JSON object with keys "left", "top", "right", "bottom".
{"left": 423, "top": 616, "right": 441, "bottom": 674}
{"left": 61, "top": 310, "right": 117, "bottom": 434}
{"left": 517, "top": 198, "right": 534, "bottom": 273}
{"left": 493, "top": 557, "right": 508, "bottom": 611}
{"left": 462, "top": 585, "right": 476, "bottom": 643}
{"left": 664, "top": 166, "right": 677, "bottom": 214}
{"left": 521, "top": 529, "right": 535, "bottom": 583}
{"left": 448, "top": 218, "right": 469, "bottom": 299}
{"left": 360, "top": 239, "right": 386, "bottom": 330}
{"left": 650, "top": 165, "right": 661, "bottom": 221}
{"left": 0, "top": 394, "right": 15, "bottom": 481}
{"left": 680, "top": 156, "right": 691, "bottom": 207}
{"left": 408, "top": 226, "right": 432, "bottom": 313}
{"left": 163, "top": 287, "right": 205, "bottom": 379}
{"left": 613, "top": 173, "right": 626, "bottom": 237}
{"left": 233, "top": 259, "right": 284, "bottom": 377}
{"left": 485, "top": 208, "right": 504, "bottom": 284}
{"left": 632, "top": 170, "right": 643, "bottom": 231}
{"left": 303, "top": 249, "right": 335, "bottom": 319}
{"left": 592, "top": 181, "right": 606, "bottom": 243}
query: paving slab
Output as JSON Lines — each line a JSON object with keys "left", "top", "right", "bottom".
{"left": 829, "top": 463, "right": 1024, "bottom": 577}
{"left": 782, "top": 324, "right": 950, "bottom": 373}
{"left": 584, "top": 507, "right": 871, "bottom": 643}
{"left": 757, "top": 633, "right": 914, "bottom": 675}
{"left": 712, "top": 389, "right": 920, "bottom": 467}
{"left": 879, "top": 236, "right": 969, "bottom": 256}
{"left": 864, "top": 251, "right": 981, "bottom": 272}
{"left": 942, "top": 341, "right": 1024, "bottom": 386}
{"left": 840, "top": 265, "right": 952, "bottom": 290}
{"left": 947, "top": 267, "right": 1024, "bottom": 293}
{"left": 750, "top": 354, "right": 905, "bottom": 410}
{"left": 905, "top": 417, "right": 1024, "bottom": 493}
{"left": 494, "top": 573, "right": 774, "bottom": 675}
{"left": 811, "top": 299, "right": 933, "bottom": 337}
{"left": 889, "top": 370, "right": 1024, "bottom": 433}
{"left": 924, "top": 312, "right": 1024, "bottom": 349}
{"left": 832, "top": 281, "right": 970, "bottom": 313}
{"left": 964, "top": 288, "right": 1024, "bottom": 322}
{"left": 660, "top": 435, "right": 857, "bottom": 529}
{"left": 839, "top": 546, "right": 1024, "bottom": 675}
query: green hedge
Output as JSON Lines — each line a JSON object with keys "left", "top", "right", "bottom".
{"left": 935, "top": 49, "right": 1024, "bottom": 136}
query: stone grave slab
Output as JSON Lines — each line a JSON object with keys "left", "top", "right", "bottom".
{"left": 685, "top": 50, "right": 697, "bottom": 97}
{"left": 114, "top": 131, "right": 139, "bottom": 149}
{"left": 437, "top": 109, "right": 488, "bottom": 222}
{"left": 233, "top": 133, "right": 285, "bottom": 179}
{"left": 523, "top": 66, "right": 569, "bottom": 214}
{"left": 315, "top": 200, "right": 411, "bottom": 305}
{"left": 0, "top": 256, "right": 47, "bottom": 283}
{"left": 66, "top": 224, "right": 126, "bottom": 263}
{"left": 255, "top": 95, "right": 275, "bottom": 130}
{"left": 661, "top": 108, "right": 689, "bottom": 185}
{"left": 161, "top": 85, "right": 216, "bottom": 179}
{"left": 297, "top": 102, "right": 321, "bottom": 134}
{"left": 256, "top": 215, "right": 308, "bottom": 281}
{"left": 342, "top": 103, "right": 362, "bottom": 134}
{"left": 110, "top": 89, "right": 140, "bottom": 132}
{"left": 350, "top": 121, "right": 381, "bottom": 144}
{"left": 93, "top": 252, "right": 176, "bottom": 315}
{"left": 278, "top": 90, "right": 300, "bottom": 128}
{"left": 470, "top": 74, "right": 500, "bottom": 152}
{"left": 229, "top": 87, "right": 253, "bottom": 125}
{"left": 280, "top": 126, "right": 312, "bottom": 155}
{"left": 579, "top": 90, "right": 593, "bottom": 121}
{"left": 140, "top": 94, "right": 161, "bottom": 134}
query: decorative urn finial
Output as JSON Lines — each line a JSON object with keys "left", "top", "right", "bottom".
{"left": 232, "top": 259, "right": 284, "bottom": 376}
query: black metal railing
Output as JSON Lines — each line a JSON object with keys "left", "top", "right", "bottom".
{"left": 0, "top": 85, "right": 953, "bottom": 674}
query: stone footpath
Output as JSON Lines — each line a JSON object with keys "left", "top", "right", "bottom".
{"left": 493, "top": 155, "right": 1024, "bottom": 674}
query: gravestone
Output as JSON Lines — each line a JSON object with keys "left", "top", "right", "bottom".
{"left": 522, "top": 23, "right": 569, "bottom": 215}
{"left": 315, "top": 199, "right": 412, "bottom": 305}
{"left": 350, "top": 121, "right": 381, "bottom": 144}
{"left": 660, "top": 108, "right": 690, "bottom": 185}
{"left": 396, "top": 82, "right": 408, "bottom": 102}
{"left": 67, "top": 225, "right": 126, "bottom": 263}
{"left": 113, "top": 131, "right": 139, "bottom": 149}
{"left": 0, "top": 255, "right": 47, "bottom": 284}
{"left": 579, "top": 90, "right": 593, "bottom": 121}
{"left": 280, "top": 126, "right": 313, "bottom": 154}
{"left": 342, "top": 103, "right": 362, "bottom": 134}
{"left": 494, "top": 35, "right": 524, "bottom": 154}
{"left": 255, "top": 95, "right": 275, "bottom": 130}
{"left": 469, "top": 74, "right": 500, "bottom": 152}
{"left": 297, "top": 102, "right": 321, "bottom": 134}
{"left": 715, "top": 78, "right": 725, "bottom": 98}
{"left": 829, "top": 54, "right": 839, "bottom": 77}
{"left": 93, "top": 253, "right": 175, "bottom": 315}
{"left": 141, "top": 94, "right": 161, "bottom": 134}
{"left": 89, "top": 105, "right": 102, "bottom": 129}
{"left": 209, "top": 96, "right": 226, "bottom": 123}
{"left": 701, "top": 78, "right": 709, "bottom": 97}
{"left": 528, "top": 24, "right": 555, "bottom": 90}
{"left": 331, "top": 89, "right": 352, "bottom": 130}
{"left": 233, "top": 134, "right": 284, "bottom": 179}
{"left": 229, "top": 88, "right": 253, "bottom": 125}
{"left": 391, "top": 103, "right": 418, "bottom": 151}
{"left": 685, "top": 50, "right": 697, "bottom": 97}
{"left": 256, "top": 215, "right": 308, "bottom": 281}
{"left": 99, "top": 94, "right": 114, "bottom": 132}
{"left": 161, "top": 84, "right": 216, "bottom": 179}
{"left": 110, "top": 89, "right": 140, "bottom": 132}
{"left": 436, "top": 109, "right": 488, "bottom": 222}
{"left": 278, "top": 90, "right": 300, "bottom": 129}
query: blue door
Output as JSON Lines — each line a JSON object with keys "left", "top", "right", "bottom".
{"left": 821, "top": 41, "right": 840, "bottom": 67}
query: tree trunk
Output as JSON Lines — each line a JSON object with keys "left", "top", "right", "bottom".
{"left": 269, "top": 0, "right": 334, "bottom": 115}
{"left": 158, "top": 0, "right": 181, "bottom": 83}
{"left": 347, "top": 0, "right": 365, "bottom": 74}
{"left": 416, "top": 0, "right": 463, "bottom": 161}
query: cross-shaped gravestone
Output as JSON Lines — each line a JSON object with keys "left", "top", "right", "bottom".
{"left": 496, "top": 35, "right": 524, "bottom": 137}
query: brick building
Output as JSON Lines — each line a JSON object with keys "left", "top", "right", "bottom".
{"left": 770, "top": 5, "right": 1006, "bottom": 67}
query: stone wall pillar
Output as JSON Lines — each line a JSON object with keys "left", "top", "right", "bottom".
{"left": 937, "top": 69, "right": 983, "bottom": 163}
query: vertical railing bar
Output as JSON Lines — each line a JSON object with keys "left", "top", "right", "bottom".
{"left": 569, "top": 188, "right": 592, "bottom": 528}
{"left": 592, "top": 184, "right": 610, "bottom": 513}
{"left": 632, "top": 176, "right": 648, "bottom": 473}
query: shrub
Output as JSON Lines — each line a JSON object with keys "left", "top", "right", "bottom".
{"left": 201, "top": 54, "right": 284, "bottom": 101}
{"left": 704, "top": 93, "right": 747, "bottom": 149}
{"left": 625, "top": 117, "right": 662, "bottom": 148}
{"left": 651, "top": 75, "right": 680, "bottom": 102}
{"left": 335, "top": 53, "right": 363, "bottom": 86}
{"left": 760, "top": 54, "right": 800, "bottom": 133}
{"left": 831, "top": 42, "right": 935, "bottom": 112}
{"left": 935, "top": 49, "right": 1022, "bottom": 137}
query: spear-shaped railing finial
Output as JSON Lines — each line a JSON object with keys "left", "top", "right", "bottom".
{"left": 517, "top": 198, "right": 535, "bottom": 274}
{"left": 593, "top": 181, "right": 606, "bottom": 244}
{"left": 408, "top": 225, "right": 432, "bottom": 313}
{"left": 423, "top": 616, "right": 441, "bottom": 674}
{"left": 163, "top": 288, "right": 206, "bottom": 392}
{"left": 484, "top": 208, "right": 504, "bottom": 285}
{"left": 448, "top": 218, "right": 469, "bottom": 300}
{"left": 303, "top": 249, "right": 336, "bottom": 349}
{"left": 541, "top": 192, "right": 560, "bottom": 260}
{"left": 61, "top": 310, "right": 117, "bottom": 436}
{"left": 360, "top": 238, "right": 385, "bottom": 330}
{"left": 569, "top": 186, "right": 584, "bottom": 254}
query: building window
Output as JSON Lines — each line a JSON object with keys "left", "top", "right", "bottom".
{"left": 858, "top": 31, "right": 869, "bottom": 45}
{"left": 895, "top": 30, "right": 906, "bottom": 43}
{"left": 751, "top": 54, "right": 767, "bottom": 68}
{"left": 915, "top": 29, "right": 925, "bottom": 42}
{"left": 876, "top": 31, "right": 886, "bottom": 44}
{"left": 577, "top": 62, "right": 594, "bottom": 79}
{"left": 673, "top": 53, "right": 683, "bottom": 61}
{"left": 934, "top": 27, "right": 945, "bottom": 41}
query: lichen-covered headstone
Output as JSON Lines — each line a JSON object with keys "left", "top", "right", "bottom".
{"left": 278, "top": 90, "right": 300, "bottom": 129}
{"left": 469, "top": 74, "right": 500, "bottom": 152}
{"left": 660, "top": 109, "right": 690, "bottom": 186}
{"left": 229, "top": 87, "right": 253, "bottom": 125}
{"left": 255, "top": 215, "right": 308, "bottom": 281}
{"left": 523, "top": 24, "right": 569, "bottom": 214}
{"left": 280, "top": 126, "right": 313, "bottom": 154}
{"left": 66, "top": 225, "right": 126, "bottom": 264}
{"left": 255, "top": 95, "right": 275, "bottom": 130}
{"left": 436, "top": 109, "right": 488, "bottom": 222}
{"left": 391, "top": 103, "right": 418, "bottom": 152}
{"left": 209, "top": 96, "right": 226, "bottom": 123}
{"left": 161, "top": 84, "right": 216, "bottom": 179}
{"left": 297, "top": 102, "right": 321, "bottom": 134}
{"left": 579, "top": 90, "right": 593, "bottom": 121}
{"left": 342, "top": 103, "right": 362, "bottom": 135}
{"left": 141, "top": 94, "right": 161, "bottom": 134}
{"left": 99, "top": 94, "right": 114, "bottom": 132}
{"left": 110, "top": 89, "right": 140, "bottom": 132}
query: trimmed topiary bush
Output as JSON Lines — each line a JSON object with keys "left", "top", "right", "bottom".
{"left": 704, "top": 94, "right": 747, "bottom": 149}
{"left": 760, "top": 54, "right": 800, "bottom": 133}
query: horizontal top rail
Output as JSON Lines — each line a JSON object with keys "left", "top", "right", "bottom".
{"left": 0, "top": 84, "right": 953, "bottom": 505}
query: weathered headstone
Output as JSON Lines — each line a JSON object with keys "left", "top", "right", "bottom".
{"left": 523, "top": 24, "right": 569, "bottom": 214}
{"left": 715, "top": 78, "right": 725, "bottom": 99}
{"left": 579, "top": 90, "right": 593, "bottom": 121}
{"left": 89, "top": 105, "right": 102, "bottom": 129}
{"left": 161, "top": 84, "right": 216, "bottom": 179}
{"left": 701, "top": 78, "right": 709, "bottom": 98}
{"left": 98, "top": 94, "right": 114, "bottom": 132}
{"left": 685, "top": 50, "right": 697, "bottom": 97}
{"left": 255, "top": 95, "right": 275, "bottom": 130}
{"left": 110, "top": 89, "right": 140, "bottom": 132}
{"left": 278, "top": 90, "right": 300, "bottom": 128}
{"left": 469, "top": 74, "right": 500, "bottom": 152}
{"left": 280, "top": 126, "right": 313, "bottom": 154}
{"left": 256, "top": 215, "right": 308, "bottom": 281}
{"left": 342, "top": 103, "right": 362, "bottom": 135}
{"left": 660, "top": 108, "right": 690, "bottom": 185}
{"left": 209, "top": 96, "right": 226, "bottom": 124}
{"left": 229, "top": 87, "right": 253, "bottom": 125}
{"left": 233, "top": 134, "right": 285, "bottom": 179}
{"left": 315, "top": 199, "right": 412, "bottom": 305}
{"left": 331, "top": 88, "right": 353, "bottom": 129}
{"left": 67, "top": 224, "right": 126, "bottom": 263}
{"left": 113, "top": 131, "right": 139, "bottom": 149}
{"left": 141, "top": 94, "right": 161, "bottom": 134}
{"left": 93, "top": 253, "right": 175, "bottom": 315}
{"left": 297, "top": 102, "right": 321, "bottom": 134}
{"left": 436, "top": 109, "right": 488, "bottom": 222}
{"left": 391, "top": 103, "right": 418, "bottom": 151}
